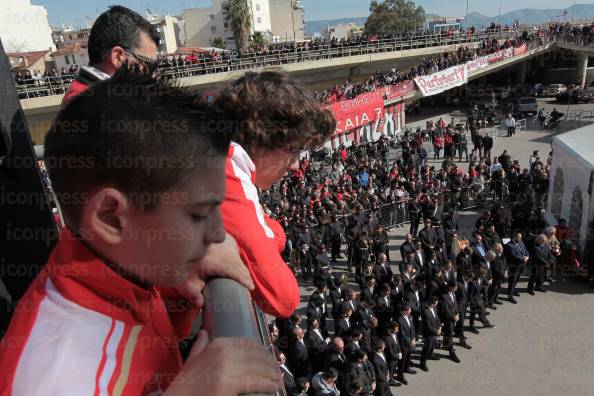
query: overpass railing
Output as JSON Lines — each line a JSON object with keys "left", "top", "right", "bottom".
{"left": 14, "top": 30, "right": 519, "bottom": 99}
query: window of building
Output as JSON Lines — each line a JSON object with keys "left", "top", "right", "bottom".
{"left": 64, "top": 56, "right": 70, "bottom": 65}
{"left": 257, "top": 16, "right": 262, "bottom": 23}
{"left": 211, "top": 26, "right": 217, "bottom": 33}
{"left": 551, "top": 168, "right": 564, "bottom": 220}
{"left": 209, "top": 14, "right": 215, "bottom": 20}
{"left": 569, "top": 186, "right": 583, "bottom": 242}
{"left": 256, "top": 4, "right": 260, "bottom": 11}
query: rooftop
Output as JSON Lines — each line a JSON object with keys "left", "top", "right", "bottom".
{"left": 7, "top": 51, "right": 50, "bottom": 69}
{"left": 553, "top": 123, "right": 594, "bottom": 167}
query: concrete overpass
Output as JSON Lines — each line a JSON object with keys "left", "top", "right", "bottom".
{"left": 556, "top": 41, "right": 594, "bottom": 89}
{"left": 17, "top": 38, "right": 591, "bottom": 144}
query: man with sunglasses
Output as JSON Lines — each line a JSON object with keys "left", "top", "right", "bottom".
{"left": 63, "top": 5, "right": 159, "bottom": 104}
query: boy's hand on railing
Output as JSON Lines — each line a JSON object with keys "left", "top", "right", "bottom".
{"left": 165, "top": 330, "right": 282, "bottom": 396}
{"left": 176, "top": 233, "right": 254, "bottom": 306}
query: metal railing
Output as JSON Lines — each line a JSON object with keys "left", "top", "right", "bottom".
{"left": 202, "top": 278, "right": 285, "bottom": 396}
{"left": 14, "top": 30, "right": 520, "bottom": 99}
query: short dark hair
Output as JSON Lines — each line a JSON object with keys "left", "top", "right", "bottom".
{"left": 321, "top": 369, "right": 338, "bottom": 381}
{"left": 296, "top": 377, "right": 309, "bottom": 391}
{"left": 45, "top": 70, "right": 232, "bottom": 227}
{"left": 210, "top": 71, "right": 336, "bottom": 154}
{"left": 88, "top": 6, "right": 159, "bottom": 65}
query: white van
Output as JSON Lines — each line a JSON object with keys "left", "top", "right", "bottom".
{"left": 517, "top": 97, "right": 538, "bottom": 115}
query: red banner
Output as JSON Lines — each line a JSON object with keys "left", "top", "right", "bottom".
{"left": 383, "top": 81, "right": 415, "bottom": 101}
{"left": 513, "top": 43, "right": 528, "bottom": 56}
{"left": 325, "top": 90, "right": 385, "bottom": 135}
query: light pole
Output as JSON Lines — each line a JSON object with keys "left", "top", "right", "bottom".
{"left": 465, "top": 0, "right": 469, "bottom": 30}
{"left": 498, "top": 0, "right": 502, "bottom": 26}
{"left": 571, "top": 0, "right": 576, "bottom": 24}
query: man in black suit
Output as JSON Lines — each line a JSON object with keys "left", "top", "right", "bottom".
{"left": 482, "top": 223, "right": 502, "bottom": 251}
{"left": 371, "top": 339, "right": 394, "bottom": 396}
{"left": 412, "top": 240, "right": 427, "bottom": 281}
{"left": 330, "top": 276, "right": 347, "bottom": 323}
{"left": 325, "top": 337, "right": 347, "bottom": 393}
{"left": 442, "top": 259, "right": 456, "bottom": 284}
{"left": 288, "top": 327, "right": 310, "bottom": 379}
{"left": 400, "top": 233, "right": 415, "bottom": 261}
{"left": 420, "top": 296, "right": 441, "bottom": 371}
{"left": 528, "top": 234, "right": 555, "bottom": 294}
{"left": 505, "top": 232, "right": 529, "bottom": 303}
{"left": 400, "top": 261, "right": 416, "bottom": 290}
{"left": 470, "top": 234, "right": 488, "bottom": 269}
{"left": 277, "top": 352, "right": 296, "bottom": 395}
{"left": 344, "top": 328, "right": 365, "bottom": 360}
{"left": 396, "top": 304, "right": 417, "bottom": 384}
{"left": 360, "top": 276, "right": 377, "bottom": 304}
{"left": 468, "top": 268, "right": 494, "bottom": 332}
{"left": 405, "top": 280, "right": 424, "bottom": 338}
{"left": 455, "top": 272, "right": 473, "bottom": 350}
{"left": 390, "top": 275, "right": 405, "bottom": 319}
{"left": 280, "top": 313, "right": 302, "bottom": 352}
{"left": 353, "top": 297, "right": 375, "bottom": 329}
{"left": 434, "top": 238, "right": 450, "bottom": 268}
{"left": 455, "top": 247, "right": 473, "bottom": 279}
{"left": 440, "top": 280, "right": 461, "bottom": 363}
{"left": 348, "top": 350, "right": 376, "bottom": 396}
{"left": 373, "top": 253, "right": 393, "bottom": 287}
{"left": 384, "top": 321, "right": 401, "bottom": 386}
{"left": 488, "top": 243, "right": 507, "bottom": 305}
{"left": 418, "top": 219, "right": 438, "bottom": 258}
{"left": 335, "top": 304, "right": 353, "bottom": 338}
{"left": 308, "top": 280, "right": 330, "bottom": 337}
{"left": 306, "top": 318, "right": 330, "bottom": 374}
{"left": 375, "top": 284, "right": 392, "bottom": 336}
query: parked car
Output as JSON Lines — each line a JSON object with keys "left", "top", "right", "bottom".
{"left": 556, "top": 89, "right": 592, "bottom": 104}
{"left": 514, "top": 96, "right": 539, "bottom": 115}
{"left": 583, "top": 81, "right": 594, "bottom": 97}
{"left": 544, "top": 84, "right": 567, "bottom": 97}
{"left": 534, "top": 83, "right": 545, "bottom": 96}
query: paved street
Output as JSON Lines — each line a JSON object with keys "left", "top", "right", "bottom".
{"left": 295, "top": 103, "right": 594, "bottom": 395}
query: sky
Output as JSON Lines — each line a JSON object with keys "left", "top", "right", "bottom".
{"left": 36, "top": 0, "right": 583, "bottom": 27}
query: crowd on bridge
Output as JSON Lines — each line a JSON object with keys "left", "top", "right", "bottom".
{"left": 314, "top": 29, "right": 549, "bottom": 105}
{"left": 10, "top": 19, "right": 532, "bottom": 98}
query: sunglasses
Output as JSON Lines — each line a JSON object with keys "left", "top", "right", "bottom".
{"left": 123, "top": 48, "right": 160, "bottom": 72}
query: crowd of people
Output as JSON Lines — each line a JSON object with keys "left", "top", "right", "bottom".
{"left": 259, "top": 110, "right": 584, "bottom": 395}
{"left": 12, "top": 21, "right": 525, "bottom": 97}
{"left": 314, "top": 30, "right": 544, "bottom": 104}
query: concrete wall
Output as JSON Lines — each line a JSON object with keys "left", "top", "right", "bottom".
{"left": 182, "top": 0, "right": 229, "bottom": 48}
{"left": 540, "top": 67, "right": 594, "bottom": 86}
{"left": 248, "top": 0, "right": 272, "bottom": 35}
{"left": 0, "top": 0, "right": 55, "bottom": 52}
{"left": 269, "top": 0, "right": 305, "bottom": 43}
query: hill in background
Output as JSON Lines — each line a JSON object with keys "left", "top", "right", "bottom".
{"left": 305, "top": 4, "right": 594, "bottom": 36}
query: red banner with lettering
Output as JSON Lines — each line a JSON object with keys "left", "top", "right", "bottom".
{"left": 513, "top": 43, "right": 527, "bottom": 56}
{"left": 325, "top": 90, "right": 385, "bottom": 135}
{"left": 383, "top": 81, "right": 415, "bottom": 101}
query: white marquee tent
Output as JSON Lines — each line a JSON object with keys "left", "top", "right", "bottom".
{"left": 546, "top": 124, "right": 594, "bottom": 255}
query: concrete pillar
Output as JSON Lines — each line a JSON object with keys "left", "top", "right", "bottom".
{"left": 576, "top": 53, "right": 588, "bottom": 89}
{"left": 516, "top": 61, "right": 527, "bottom": 86}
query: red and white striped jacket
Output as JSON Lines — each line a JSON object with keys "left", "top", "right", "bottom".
{"left": 0, "top": 230, "right": 197, "bottom": 395}
{"left": 222, "top": 143, "right": 300, "bottom": 318}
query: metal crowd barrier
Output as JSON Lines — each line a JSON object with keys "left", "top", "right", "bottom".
{"left": 308, "top": 181, "right": 497, "bottom": 237}
{"left": 14, "top": 30, "right": 520, "bottom": 99}
{"left": 202, "top": 278, "right": 286, "bottom": 396}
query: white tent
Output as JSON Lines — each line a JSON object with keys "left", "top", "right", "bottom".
{"left": 546, "top": 124, "right": 594, "bottom": 254}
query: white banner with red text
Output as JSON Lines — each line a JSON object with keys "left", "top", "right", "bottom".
{"left": 414, "top": 64, "right": 468, "bottom": 97}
